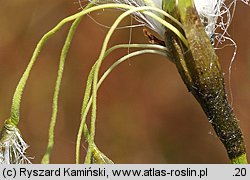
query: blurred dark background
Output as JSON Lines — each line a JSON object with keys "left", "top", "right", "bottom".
{"left": 0, "top": 0, "right": 249, "bottom": 163}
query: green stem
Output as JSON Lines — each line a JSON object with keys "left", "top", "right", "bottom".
{"left": 41, "top": 17, "right": 83, "bottom": 164}
{"left": 10, "top": 3, "right": 185, "bottom": 127}
{"left": 174, "top": 0, "right": 247, "bottom": 164}
{"left": 231, "top": 154, "right": 248, "bottom": 164}
{"left": 8, "top": 2, "right": 185, "bottom": 164}
{"left": 10, "top": 27, "right": 57, "bottom": 126}
{"left": 76, "top": 64, "right": 96, "bottom": 164}
{"left": 40, "top": 1, "right": 98, "bottom": 165}
{"left": 76, "top": 44, "right": 167, "bottom": 164}
{"left": 84, "top": 5, "right": 181, "bottom": 164}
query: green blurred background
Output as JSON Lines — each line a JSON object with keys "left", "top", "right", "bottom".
{"left": 0, "top": 0, "right": 249, "bottom": 163}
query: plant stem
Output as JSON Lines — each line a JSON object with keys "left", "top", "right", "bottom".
{"left": 40, "top": 0, "right": 99, "bottom": 165}
{"left": 76, "top": 64, "right": 96, "bottom": 164}
{"left": 231, "top": 154, "right": 248, "bottom": 164}
{"left": 10, "top": 3, "right": 185, "bottom": 127}
{"left": 83, "top": 5, "right": 183, "bottom": 163}
{"left": 76, "top": 44, "right": 167, "bottom": 163}
{"left": 41, "top": 17, "right": 83, "bottom": 164}
{"left": 165, "top": 0, "right": 247, "bottom": 163}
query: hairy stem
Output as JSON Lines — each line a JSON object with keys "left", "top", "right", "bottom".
{"left": 41, "top": 17, "right": 83, "bottom": 164}
{"left": 10, "top": 3, "right": 185, "bottom": 127}
{"left": 84, "top": 4, "right": 183, "bottom": 163}
{"left": 165, "top": 0, "right": 247, "bottom": 163}
{"left": 76, "top": 44, "right": 167, "bottom": 163}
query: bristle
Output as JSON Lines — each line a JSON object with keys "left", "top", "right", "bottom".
{"left": 86, "top": 0, "right": 249, "bottom": 44}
